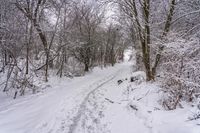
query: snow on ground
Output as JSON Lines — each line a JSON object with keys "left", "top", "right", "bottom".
{"left": 0, "top": 62, "right": 127, "bottom": 133}
{"left": 0, "top": 54, "right": 200, "bottom": 133}
{"left": 74, "top": 67, "right": 200, "bottom": 133}
{"left": 72, "top": 64, "right": 200, "bottom": 133}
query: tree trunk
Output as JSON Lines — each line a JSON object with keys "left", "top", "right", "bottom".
{"left": 45, "top": 51, "right": 49, "bottom": 82}
{"left": 84, "top": 63, "right": 89, "bottom": 72}
{"left": 25, "top": 42, "right": 29, "bottom": 74}
{"left": 4, "top": 50, "right": 7, "bottom": 65}
{"left": 152, "top": 0, "right": 176, "bottom": 78}
{"left": 142, "top": 0, "right": 153, "bottom": 81}
{"left": 25, "top": 20, "right": 32, "bottom": 74}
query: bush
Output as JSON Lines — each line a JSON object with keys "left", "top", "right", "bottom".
{"left": 158, "top": 37, "right": 200, "bottom": 110}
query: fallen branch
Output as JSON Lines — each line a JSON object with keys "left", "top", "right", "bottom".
{"left": 130, "top": 105, "right": 138, "bottom": 111}
{"left": 137, "top": 90, "right": 150, "bottom": 101}
{"left": 105, "top": 98, "right": 114, "bottom": 103}
{"left": 188, "top": 112, "right": 200, "bottom": 121}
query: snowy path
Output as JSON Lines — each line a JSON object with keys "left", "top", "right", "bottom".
{"left": 1, "top": 61, "right": 200, "bottom": 133}
{"left": 72, "top": 62, "right": 200, "bottom": 133}
{"left": 0, "top": 63, "right": 126, "bottom": 133}
{"left": 68, "top": 71, "right": 119, "bottom": 133}
{"left": 73, "top": 62, "right": 138, "bottom": 133}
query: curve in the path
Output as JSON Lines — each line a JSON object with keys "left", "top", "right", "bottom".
{"left": 68, "top": 69, "right": 121, "bottom": 133}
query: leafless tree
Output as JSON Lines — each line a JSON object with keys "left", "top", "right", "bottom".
{"left": 117, "top": 0, "right": 176, "bottom": 81}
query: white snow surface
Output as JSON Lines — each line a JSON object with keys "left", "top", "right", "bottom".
{"left": 0, "top": 61, "right": 200, "bottom": 133}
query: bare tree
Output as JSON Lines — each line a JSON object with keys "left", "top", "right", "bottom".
{"left": 15, "top": 0, "right": 62, "bottom": 81}
{"left": 117, "top": 0, "right": 176, "bottom": 81}
{"left": 69, "top": 1, "right": 104, "bottom": 72}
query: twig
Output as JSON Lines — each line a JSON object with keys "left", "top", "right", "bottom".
{"left": 105, "top": 98, "right": 114, "bottom": 103}
{"left": 130, "top": 105, "right": 138, "bottom": 111}
{"left": 137, "top": 89, "right": 150, "bottom": 101}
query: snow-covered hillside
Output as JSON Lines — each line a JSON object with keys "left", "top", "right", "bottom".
{"left": 0, "top": 60, "right": 199, "bottom": 133}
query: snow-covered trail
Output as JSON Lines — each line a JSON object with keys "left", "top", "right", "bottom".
{"left": 72, "top": 61, "right": 200, "bottom": 133}
{"left": 0, "top": 63, "right": 131, "bottom": 133}
{"left": 72, "top": 62, "right": 138, "bottom": 133}
{"left": 1, "top": 59, "right": 199, "bottom": 133}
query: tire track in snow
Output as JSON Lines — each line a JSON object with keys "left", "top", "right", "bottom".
{"left": 68, "top": 70, "right": 121, "bottom": 133}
